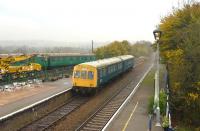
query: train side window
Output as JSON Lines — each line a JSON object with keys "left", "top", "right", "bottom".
{"left": 99, "top": 69, "right": 102, "bottom": 77}
{"left": 81, "top": 71, "right": 87, "bottom": 79}
{"left": 88, "top": 71, "right": 94, "bottom": 80}
{"left": 108, "top": 66, "right": 111, "bottom": 74}
{"left": 103, "top": 68, "right": 106, "bottom": 76}
{"left": 74, "top": 71, "right": 80, "bottom": 78}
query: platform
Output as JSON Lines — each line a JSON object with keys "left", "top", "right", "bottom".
{"left": 105, "top": 68, "right": 163, "bottom": 131}
{"left": 0, "top": 78, "right": 72, "bottom": 117}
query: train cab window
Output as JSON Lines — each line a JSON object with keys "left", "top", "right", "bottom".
{"left": 88, "top": 71, "right": 94, "bottom": 80}
{"left": 74, "top": 71, "right": 81, "bottom": 78}
{"left": 81, "top": 71, "right": 87, "bottom": 79}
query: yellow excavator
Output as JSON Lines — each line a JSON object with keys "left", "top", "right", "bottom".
{"left": 0, "top": 55, "right": 41, "bottom": 76}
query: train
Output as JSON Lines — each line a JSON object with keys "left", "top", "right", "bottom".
{"left": 72, "top": 55, "right": 134, "bottom": 93}
{"left": 11, "top": 53, "right": 96, "bottom": 69}
{"left": 0, "top": 53, "right": 95, "bottom": 84}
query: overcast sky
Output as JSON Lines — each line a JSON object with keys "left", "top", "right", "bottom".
{"left": 0, "top": 0, "right": 194, "bottom": 44}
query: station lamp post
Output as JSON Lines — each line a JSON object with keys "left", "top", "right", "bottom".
{"left": 153, "top": 29, "right": 162, "bottom": 127}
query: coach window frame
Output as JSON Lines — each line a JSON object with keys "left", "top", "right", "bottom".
{"left": 74, "top": 70, "right": 81, "bottom": 78}
{"left": 88, "top": 71, "right": 94, "bottom": 80}
{"left": 81, "top": 70, "right": 87, "bottom": 79}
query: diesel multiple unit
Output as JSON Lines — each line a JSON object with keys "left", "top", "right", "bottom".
{"left": 72, "top": 55, "right": 134, "bottom": 93}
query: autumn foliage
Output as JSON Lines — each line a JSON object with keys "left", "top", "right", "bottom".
{"left": 159, "top": 2, "right": 200, "bottom": 127}
{"left": 94, "top": 40, "right": 152, "bottom": 59}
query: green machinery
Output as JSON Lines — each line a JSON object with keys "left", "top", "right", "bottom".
{"left": 0, "top": 53, "right": 96, "bottom": 86}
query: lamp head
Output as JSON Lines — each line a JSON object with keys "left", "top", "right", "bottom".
{"left": 153, "top": 29, "right": 162, "bottom": 41}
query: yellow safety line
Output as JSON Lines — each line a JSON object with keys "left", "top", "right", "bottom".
{"left": 122, "top": 101, "right": 139, "bottom": 131}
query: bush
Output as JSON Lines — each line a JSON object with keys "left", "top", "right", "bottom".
{"left": 147, "top": 96, "right": 154, "bottom": 114}
{"left": 159, "top": 91, "right": 167, "bottom": 115}
{"left": 162, "top": 116, "right": 169, "bottom": 128}
{"left": 148, "top": 91, "right": 167, "bottom": 115}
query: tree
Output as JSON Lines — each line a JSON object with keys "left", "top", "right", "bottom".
{"left": 94, "top": 40, "right": 152, "bottom": 59}
{"left": 159, "top": 2, "right": 200, "bottom": 126}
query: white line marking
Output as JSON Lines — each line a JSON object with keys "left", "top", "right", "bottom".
{"left": 102, "top": 64, "right": 153, "bottom": 131}
{"left": 122, "top": 101, "right": 139, "bottom": 131}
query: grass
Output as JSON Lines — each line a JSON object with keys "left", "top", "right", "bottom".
{"left": 142, "top": 65, "right": 168, "bottom": 116}
{"left": 140, "top": 67, "right": 155, "bottom": 87}
{"left": 138, "top": 67, "right": 156, "bottom": 114}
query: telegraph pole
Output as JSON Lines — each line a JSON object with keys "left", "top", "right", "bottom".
{"left": 92, "top": 40, "right": 94, "bottom": 53}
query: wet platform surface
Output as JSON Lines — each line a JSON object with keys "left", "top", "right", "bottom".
{"left": 0, "top": 78, "right": 72, "bottom": 117}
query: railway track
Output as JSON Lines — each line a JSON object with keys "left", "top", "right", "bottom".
{"left": 76, "top": 63, "right": 153, "bottom": 131}
{"left": 20, "top": 60, "right": 145, "bottom": 131}
{"left": 0, "top": 57, "right": 150, "bottom": 131}
{"left": 75, "top": 80, "right": 135, "bottom": 131}
{"left": 21, "top": 96, "right": 89, "bottom": 131}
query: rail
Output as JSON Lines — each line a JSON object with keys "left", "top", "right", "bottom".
{"left": 0, "top": 88, "right": 71, "bottom": 121}
{"left": 21, "top": 96, "right": 89, "bottom": 131}
{"left": 76, "top": 64, "right": 153, "bottom": 131}
{"left": 0, "top": 88, "right": 73, "bottom": 131}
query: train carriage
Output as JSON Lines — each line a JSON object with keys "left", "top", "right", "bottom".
{"left": 72, "top": 55, "right": 134, "bottom": 93}
{"left": 33, "top": 53, "right": 96, "bottom": 69}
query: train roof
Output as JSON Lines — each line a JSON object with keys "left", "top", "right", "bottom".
{"left": 118, "top": 55, "right": 134, "bottom": 60}
{"left": 0, "top": 53, "right": 95, "bottom": 58}
{"left": 35, "top": 53, "right": 95, "bottom": 57}
{"left": 79, "top": 55, "right": 134, "bottom": 68}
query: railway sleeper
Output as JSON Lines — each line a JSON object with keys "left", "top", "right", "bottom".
{"left": 85, "top": 123, "right": 104, "bottom": 129}
{"left": 100, "top": 108, "right": 117, "bottom": 112}
{"left": 106, "top": 106, "right": 120, "bottom": 110}
{"left": 109, "top": 99, "right": 124, "bottom": 104}
{"left": 92, "top": 117, "right": 108, "bottom": 121}
{"left": 88, "top": 121, "right": 106, "bottom": 125}
{"left": 102, "top": 107, "right": 118, "bottom": 110}
{"left": 95, "top": 114, "right": 110, "bottom": 118}
{"left": 81, "top": 127, "right": 100, "bottom": 131}
{"left": 90, "top": 119, "right": 107, "bottom": 123}
{"left": 96, "top": 113, "right": 112, "bottom": 117}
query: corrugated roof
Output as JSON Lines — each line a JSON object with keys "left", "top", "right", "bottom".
{"left": 79, "top": 55, "right": 134, "bottom": 68}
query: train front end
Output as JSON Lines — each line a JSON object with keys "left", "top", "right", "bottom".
{"left": 72, "top": 64, "right": 97, "bottom": 94}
